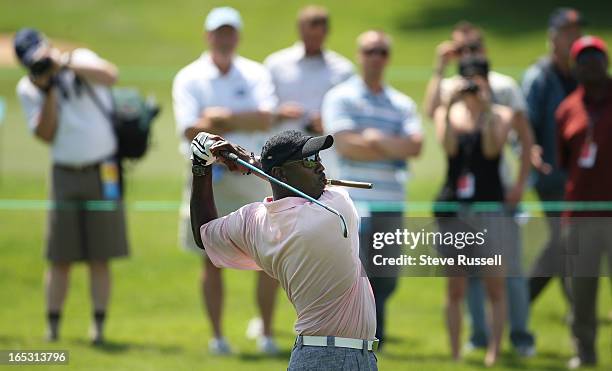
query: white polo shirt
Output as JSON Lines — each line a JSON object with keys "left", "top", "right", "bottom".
{"left": 264, "top": 42, "right": 353, "bottom": 134}
{"left": 16, "top": 48, "right": 116, "bottom": 166}
{"left": 172, "top": 53, "right": 277, "bottom": 157}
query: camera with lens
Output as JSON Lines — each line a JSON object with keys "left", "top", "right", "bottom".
{"left": 457, "top": 56, "right": 489, "bottom": 95}
{"left": 459, "top": 56, "right": 489, "bottom": 78}
{"left": 28, "top": 56, "right": 53, "bottom": 77}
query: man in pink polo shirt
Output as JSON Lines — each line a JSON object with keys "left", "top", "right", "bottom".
{"left": 190, "top": 130, "right": 378, "bottom": 370}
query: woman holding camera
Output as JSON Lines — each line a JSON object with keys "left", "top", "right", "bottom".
{"left": 433, "top": 57, "right": 518, "bottom": 367}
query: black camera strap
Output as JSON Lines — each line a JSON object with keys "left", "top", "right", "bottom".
{"left": 82, "top": 79, "right": 115, "bottom": 127}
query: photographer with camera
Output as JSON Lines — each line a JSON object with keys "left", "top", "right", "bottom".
{"left": 433, "top": 56, "right": 531, "bottom": 366}
{"left": 14, "top": 28, "right": 127, "bottom": 345}
{"left": 425, "top": 22, "right": 536, "bottom": 357}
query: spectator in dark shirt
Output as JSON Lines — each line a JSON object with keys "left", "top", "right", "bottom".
{"left": 556, "top": 35, "right": 612, "bottom": 369}
{"left": 522, "top": 7, "right": 583, "bottom": 304}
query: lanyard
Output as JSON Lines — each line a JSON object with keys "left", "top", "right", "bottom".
{"left": 584, "top": 109, "right": 599, "bottom": 143}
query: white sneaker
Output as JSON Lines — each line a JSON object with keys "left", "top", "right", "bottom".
{"left": 515, "top": 345, "right": 536, "bottom": 358}
{"left": 246, "top": 317, "right": 263, "bottom": 340}
{"left": 208, "top": 337, "right": 232, "bottom": 355}
{"left": 257, "top": 336, "right": 279, "bottom": 355}
{"left": 463, "top": 341, "right": 485, "bottom": 354}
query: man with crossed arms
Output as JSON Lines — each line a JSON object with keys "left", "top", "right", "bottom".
{"left": 172, "top": 7, "right": 283, "bottom": 354}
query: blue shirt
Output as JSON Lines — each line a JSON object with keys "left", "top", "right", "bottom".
{"left": 322, "top": 76, "right": 422, "bottom": 202}
{"left": 522, "top": 57, "right": 572, "bottom": 195}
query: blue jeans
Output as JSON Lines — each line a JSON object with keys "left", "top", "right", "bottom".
{"left": 466, "top": 216, "right": 535, "bottom": 348}
{"left": 467, "top": 277, "right": 535, "bottom": 348}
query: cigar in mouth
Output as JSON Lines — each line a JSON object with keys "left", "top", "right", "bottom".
{"left": 326, "top": 179, "right": 373, "bottom": 189}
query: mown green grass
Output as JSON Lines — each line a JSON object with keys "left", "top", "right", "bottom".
{"left": 1, "top": 1, "right": 611, "bottom": 370}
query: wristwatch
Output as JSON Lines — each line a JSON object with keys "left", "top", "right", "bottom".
{"left": 192, "top": 163, "right": 210, "bottom": 177}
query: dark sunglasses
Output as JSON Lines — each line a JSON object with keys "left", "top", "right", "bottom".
{"left": 307, "top": 17, "right": 328, "bottom": 27}
{"left": 361, "top": 47, "right": 389, "bottom": 57}
{"left": 282, "top": 153, "right": 321, "bottom": 169}
{"left": 456, "top": 42, "right": 483, "bottom": 54}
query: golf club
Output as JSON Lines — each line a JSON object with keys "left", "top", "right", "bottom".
{"left": 220, "top": 152, "right": 349, "bottom": 238}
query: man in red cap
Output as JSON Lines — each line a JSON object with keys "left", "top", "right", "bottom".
{"left": 556, "top": 35, "right": 612, "bottom": 369}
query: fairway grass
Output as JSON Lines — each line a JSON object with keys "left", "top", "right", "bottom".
{"left": 1, "top": 1, "right": 611, "bottom": 369}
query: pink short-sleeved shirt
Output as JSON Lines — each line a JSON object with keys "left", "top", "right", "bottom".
{"left": 200, "top": 186, "right": 376, "bottom": 339}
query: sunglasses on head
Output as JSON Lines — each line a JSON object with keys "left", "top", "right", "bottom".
{"left": 282, "top": 153, "right": 321, "bottom": 169}
{"left": 362, "top": 47, "right": 389, "bottom": 57}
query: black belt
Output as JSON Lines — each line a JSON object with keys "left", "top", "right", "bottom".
{"left": 54, "top": 161, "right": 101, "bottom": 172}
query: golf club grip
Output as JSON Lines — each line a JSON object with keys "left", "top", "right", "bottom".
{"left": 326, "top": 179, "right": 373, "bottom": 189}
{"left": 219, "top": 151, "right": 238, "bottom": 161}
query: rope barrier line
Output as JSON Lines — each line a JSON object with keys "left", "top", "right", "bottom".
{"left": 1, "top": 199, "right": 612, "bottom": 212}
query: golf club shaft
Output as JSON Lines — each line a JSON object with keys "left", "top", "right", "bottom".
{"left": 326, "top": 179, "right": 373, "bottom": 189}
{"left": 221, "top": 152, "right": 348, "bottom": 238}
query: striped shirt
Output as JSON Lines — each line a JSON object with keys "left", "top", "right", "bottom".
{"left": 322, "top": 76, "right": 422, "bottom": 202}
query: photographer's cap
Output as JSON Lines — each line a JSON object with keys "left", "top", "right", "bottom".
{"left": 13, "top": 28, "right": 47, "bottom": 67}
{"left": 205, "top": 7, "right": 242, "bottom": 32}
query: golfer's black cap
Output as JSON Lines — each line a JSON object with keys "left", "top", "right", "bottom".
{"left": 261, "top": 130, "right": 333, "bottom": 173}
{"left": 13, "top": 28, "right": 46, "bottom": 66}
{"left": 549, "top": 8, "right": 585, "bottom": 32}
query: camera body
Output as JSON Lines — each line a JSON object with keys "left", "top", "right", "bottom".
{"left": 28, "top": 56, "right": 53, "bottom": 77}
{"left": 459, "top": 56, "right": 489, "bottom": 79}
{"left": 457, "top": 56, "right": 489, "bottom": 95}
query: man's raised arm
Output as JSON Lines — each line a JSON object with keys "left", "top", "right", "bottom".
{"left": 190, "top": 166, "right": 217, "bottom": 249}
{"left": 189, "top": 132, "right": 261, "bottom": 249}
{"left": 189, "top": 133, "right": 219, "bottom": 249}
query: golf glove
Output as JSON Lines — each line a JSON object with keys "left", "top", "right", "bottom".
{"left": 190, "top": 132, "right": 216, "bottom": 166}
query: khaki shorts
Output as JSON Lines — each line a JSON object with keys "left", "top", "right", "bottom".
{"left": 47, "top": 164, "right": 129, "bottom": 262}
{"left": 179, "top": 166, "right": 271, "bottom": 254}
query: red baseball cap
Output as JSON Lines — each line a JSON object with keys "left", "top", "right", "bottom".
{"left": 570, "top": 35, "right": 608, "bottom": 61}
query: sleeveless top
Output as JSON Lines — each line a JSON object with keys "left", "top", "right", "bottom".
{"left": 437, "top": 130, "right": 504, "bottom": 206}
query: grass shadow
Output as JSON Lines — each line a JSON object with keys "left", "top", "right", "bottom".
{"left": 378, "top": 352, "right": 450, "bottom": 362}
{"left": 238, "top": 350, "right": 292, "bottom": 362}
{"left": 463, "top": 351, "right": 568, "bottom": 371}
{"left": 71, "top": 338, "right": 183, "bottom": 355}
